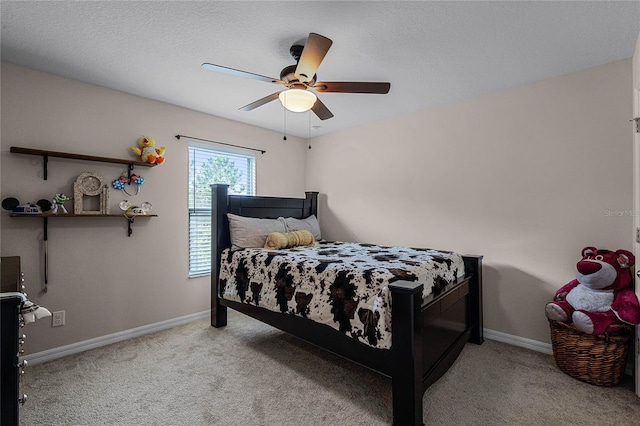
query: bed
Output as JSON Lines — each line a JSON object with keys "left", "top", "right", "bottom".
{"left": 210, "top": 184, "right": 483, "bottom": 426}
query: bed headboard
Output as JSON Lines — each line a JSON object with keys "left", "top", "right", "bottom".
{"left": 211, "top": 183, "right": 318, "bottom": 252}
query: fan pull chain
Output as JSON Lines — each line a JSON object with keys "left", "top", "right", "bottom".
{"left": 283, "top": 96, "right": 287, "bottom": 141}
{"left": 308, "top": 110, "right": 311, "bottom": 149}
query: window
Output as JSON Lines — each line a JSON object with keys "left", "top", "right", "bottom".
{"left": 188, "top": 142, "right": 256, "bottom": 276}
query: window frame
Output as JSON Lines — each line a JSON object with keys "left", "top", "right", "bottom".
{"left": 187, "top": 141, "right": 256, "bottom": 277}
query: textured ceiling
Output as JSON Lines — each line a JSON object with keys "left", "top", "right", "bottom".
{"left": 1, "top": 1, "right": 639, "bottom": 139}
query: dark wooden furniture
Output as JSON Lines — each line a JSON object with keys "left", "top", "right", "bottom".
{"left": 210, "top": 184, "right": 483, "bottom": 426}
{"left": 1, "top": 257, "right": 28, "bottom": 426}
{"left": 1, "top": 256, "right": 22, "bottom": 293}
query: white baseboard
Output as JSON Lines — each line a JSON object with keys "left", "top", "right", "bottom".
{"left": 484, "top": 328, "right": 553, "bottom": 355}
{"left": 23, "top": 310, "right": 210, "bottom": 365}
{"left": 23, "top": 312, "right": 552, "bottom": 365}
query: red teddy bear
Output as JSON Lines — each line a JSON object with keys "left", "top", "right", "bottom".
{"left": 545, "top": 246, "right": 640, "bottom": 335}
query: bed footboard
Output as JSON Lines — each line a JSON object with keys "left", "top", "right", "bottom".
{"left": 388, "top": 281, "right": 425, "bottom": 425}
{"left": 388, "top": 254, "right": 483, "bottom": 426}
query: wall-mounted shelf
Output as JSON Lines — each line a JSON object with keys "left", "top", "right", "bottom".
{"left": 8, "top": 146, "right": 158, "bottom": 237}
{"left": 8, "top": 146, "right": 159, "bottom": 289}
{"left": 9, "top": 213, "right": 158, "bottom": 237}
{"left": 10, "top": 146, "right": 156, "bottom": 180}
{"left": 9, "top": 213, "right": 157, "bottom": 286}
{"left": 9, "top": 214, "right": 158, "bottom": 218}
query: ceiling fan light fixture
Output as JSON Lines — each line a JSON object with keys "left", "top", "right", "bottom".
{"left": 278, "top": 89, "right": 317, "bottom": 112}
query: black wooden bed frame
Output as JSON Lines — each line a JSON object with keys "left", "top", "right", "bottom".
{"left": 210, "top": 184, "right": 483, "bottom": 426}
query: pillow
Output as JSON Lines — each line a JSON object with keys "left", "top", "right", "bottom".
{"left": 227, "top": 213, "right": 286, "bottom": 250}
{"left": 264, "top": 230, "right": 315, "bottom": 250}
{"left": 283, "top": 215, "right": 321, "bottom": 240}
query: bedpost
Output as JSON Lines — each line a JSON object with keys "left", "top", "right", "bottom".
{"left": 388, "top": 281, "right": 425, "bottom": 426}
{"left": 211, "top": 184, "right": 229, "bottom": 328}
{"left": 463, "top": 255, "right": 484, "bottom": 344}
{"left": 305, "top": 191, "right": 318, "bottom": 217}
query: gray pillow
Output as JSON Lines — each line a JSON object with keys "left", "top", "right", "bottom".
{"left": 283, "top": 215, "right": 321, "bottom": 240}
{"left": 227, "top": 213, "right": 286, "bottom": 250}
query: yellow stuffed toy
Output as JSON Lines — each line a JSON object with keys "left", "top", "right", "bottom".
{"left": 130, "top": 135, "right": 166, "bottom": 165}
{"left": 264, "top": 230, "right": 315, "bottom": 250}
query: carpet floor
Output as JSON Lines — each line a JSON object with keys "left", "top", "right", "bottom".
{"left": 20, "top": 311, "right": 640, "bottom": 425}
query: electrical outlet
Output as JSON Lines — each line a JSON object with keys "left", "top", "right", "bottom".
{"left": 52, "top": 310, "right": 65, "bottom": 327}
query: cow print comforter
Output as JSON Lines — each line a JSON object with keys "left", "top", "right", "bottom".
{"left": 219, "top": 241, "right": 465, "bottom": 349}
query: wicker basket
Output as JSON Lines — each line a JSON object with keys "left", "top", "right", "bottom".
{"left": 548, "top": 319, "right": 631, "bottom": 386}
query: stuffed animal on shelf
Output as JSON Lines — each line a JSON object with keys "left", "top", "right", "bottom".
{"left": 545, "top": 246, "right": 640, "bottom": 335}
{"left": 51, "top": 193, "right": 71, "bottom": 215}
{"left": 130, "top": 135, "right": 166, "bottom": 165}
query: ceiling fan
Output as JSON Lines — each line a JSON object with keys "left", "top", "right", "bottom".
{"left": 201, "top": 33, "right": 391, "bottom": 120}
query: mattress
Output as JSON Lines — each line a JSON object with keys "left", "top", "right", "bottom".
{"left": 219, "top": 241, "right": 465, "bottom": 349}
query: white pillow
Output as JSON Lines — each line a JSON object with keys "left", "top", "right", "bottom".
{"left": 227, "top": 213, "right": 286, "bottom": 250}
{"left": 283, "top": 215, "right": 321, "bottom": 240}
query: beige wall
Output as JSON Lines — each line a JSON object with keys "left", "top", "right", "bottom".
{"left": 633, "top": 30, "right": 640, "bottom": 395}
{"left": 634, "top": 32, "right": 640, "bottom": 90}
{"left": 0, "top": 62, "right": 307, "bottom": 353}
{"left": 2, "top": 56, "right": 634, "bottom": 354}
{"left": 307, "top": 59, "right": 633, "bottom": 344}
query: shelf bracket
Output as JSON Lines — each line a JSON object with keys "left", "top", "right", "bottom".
{"left": 127, "top": 163, "right": 135, "bottom": 181}
{"left": 43, "top": 217, "right": 49, "bottom": 287}
{"left": 43, "top": 154, "right": 49, "bottom": 180}
{"left": 127, "top": 217, "right": 134, "bottom": 237}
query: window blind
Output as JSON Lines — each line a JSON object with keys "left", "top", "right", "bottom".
{"left": 188, "top": 143, "right": 255, "bottom": 276}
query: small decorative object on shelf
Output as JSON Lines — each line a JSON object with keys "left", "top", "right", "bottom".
{"left": 1, "top": 197, "right": 20, "bottom": 212}
{"left": 130, "top": 135, "right": 166, "bottom": 165}
{"left": 51, "top": 193, "right": 71, "bottom": 215}
{"left": 120, "top": 200, "right": 152, "bottom": 217}
{"left": 36, "top": 199, "right": 52, "bottom": 213}
{"left": 74, "top": 172, "right": 109, "bottom": 215}
{"left": 1, "top": 197, "right": 42, "bottom": 215}
{"left": 112, "top": 172, "right": 145, "bottom": 196}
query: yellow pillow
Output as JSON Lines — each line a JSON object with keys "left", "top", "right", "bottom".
{"left": 264, "top": 230, "right": 315, "bottom": 250}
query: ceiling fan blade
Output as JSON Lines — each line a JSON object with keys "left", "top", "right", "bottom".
{"left": 202, "top": 63, "right": 283, "bottom": 85}
{"left": 311, "top": 98, "right": 334, "bottom": 120}
{"left": 313, "top": 81, "right": 390, "bottom": 94}
{"left": 239, "top": 92, "right": 282, "bottom": 111}
{"left": 295, "top": 33, "right": 333, "bottom": 83}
